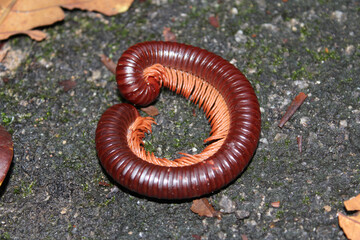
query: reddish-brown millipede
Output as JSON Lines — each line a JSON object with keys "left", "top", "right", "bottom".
{"left": 95, "top": 41, "right": 261, "bottom": 199}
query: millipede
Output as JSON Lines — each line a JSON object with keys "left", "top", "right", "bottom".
{"left": 95, "top": 41, "right": 261, "bottom": 199}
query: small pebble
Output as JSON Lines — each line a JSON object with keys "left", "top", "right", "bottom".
{"left": 60, "top": 208, "right": 67, "bottom": 214}
{"left": 235, "top": 210, "right": 250, "bottom": 219}
{"left": 293, "top": 80, "right": 309, "bottom": 89}
{"left": 345, "top": 45, "right": 355, "bottom": 56}
{"left": 274, "top": 133, "right": 287, "bottom": 142}
{"left": 331, "top": 10, "right": 346, "bottom": 23}
{"left": 260, "top": 138, "right": 269, "bottom": 145}
{"left": 218, "top": 231, "right": 227, "bottom": 240}
{"left": 300, "top": 117, "right": 310, "bottom": 127}
{"left": 234, "top": 30, "right": 247, "bottom": 43}
{"left": 339, "top": 120, "right": 347, "bottom": 128}
{"left": 255, "top": 0, "right": 266, "bottom": 11}
{"left": 219, "top": 195, "right": 236, "bottom": 213}
{"left": 261, "top": 23, "right": 279, "bottom": 32}
{"left": 324, "top": 205, "right": 331, "bottom": 212}
{"left": 230, "top": 8, "right": 238, "bottom": 15}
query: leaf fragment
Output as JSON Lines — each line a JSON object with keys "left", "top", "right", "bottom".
{"left": 338, "top": 212, "right": 360, "bottom": 240}
{"left": 0, "top": 0, "right": 65, "bottom": 41}
{"left": 338, "top": 194, "right": 360, "bottom": 240}
{"left": 60, "top": 0, "right": 134, "bottom": 15}
{"left": 271, "top": 201, "right": 280, "bottom": 208}
{"left": 190, "top": 198, "right": 221, "bottom": 219}
{"left": 59, "top": 79, "right": 76, "bottom": 92}
{"left": 140, "top": 105, "right": 159, "bottom": 116}
{"left": 345, "top": 194, "right": 360, "bottom": 211}
{"left": 0, "top": 0, "right": 134, "bottom": 41}
{"left": 0, "top": 125, "right": 13, "bottom": 186}
{"left": 208, "top": 15, "right": 219, "bottom": 28}
{"left": 163, "top": 27, "right": 176, "bottom": 42}
{"left": 241, "top": 234, "right": 249, "bottom": 240}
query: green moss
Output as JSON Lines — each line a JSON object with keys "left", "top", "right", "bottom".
{"left": 168, "top": 109, "right": 175, "bottom": 118}
{"left": 1, "top": 112, "right": 14, "bottom": 126}
{"left": 272, "top": 181, "right": 284, "bottom": 187}
{"left": 275, "top": 210, "right": 284, "bottom": 219}
{"left": 290, "top": 65, "right": 314, "bottom": 80}
{"left": 340, "top": 77, "right": 353, "bottom": 84}
{"left": 238, "top": 196, "right": 245, "bottom": 202}
{"left": 39, "top": 41, "right": 57, "bottom": 59}
{"left": 263, "top": 121, "right": 271, "bottom": 130}
{"left": 299, "top": 25, "right": 311, "bottom": 41}
{"left": 144, "top": 140, "right": 155, "bottom": 153}
{"left": 302, "top": 195, "right": 310, "bottom": 205}
{"left": 17, "top": 112, "right": 32, "bottom": 122}
{"left": 63, "top": 156, "right": 84, "bottom": 171}
{"left": 82, "top": 183, "right": 89, "bottom": 192}
{"left": 0, "top": 232, "right": 11, "bottom": 240}
{"left": 305, "top": 47, "right": 340, "bottom": 63}
{"left": 13, "top": 180, "right": 36, "bottom": 198}
{"left": 173, "top": 138, "right": 181, "bottom": 148}
{"left": 99, "top": 196, "right": 115, "bottom": 207}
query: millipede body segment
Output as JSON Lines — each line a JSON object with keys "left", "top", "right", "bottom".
{"left": 95, "top": 41, "right": 261, "bottom": 199}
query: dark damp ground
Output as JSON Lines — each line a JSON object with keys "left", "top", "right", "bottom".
{"left": 1, "top": 0, "right": 359, "bottom": 239}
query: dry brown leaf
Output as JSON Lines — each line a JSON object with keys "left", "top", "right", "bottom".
{"left": 0, "top": 0, "right": 134, "bottom": 41}
{"left": 241, "top": 234, "right": 249, "bottom": 240}
{"left": 338, "top": 194, "right": 360, "bottom": 240}
{"left": 208, "top": 15, "right": 219, "bottom": 28}
{"left": 59, "top": 79, "right": 76, "bottom": 92}
{"left": 190, "top": 198, "right": 221, "bottom": 219}
{"left": 338, "top": 212, "right": 360, "bottom": 240}
{"left": 0, "top": 125, "right": 13, "bottom": 186}
{"left": 141, "top": 105, "right": 159, "bottom": 116}
{"left": 0, "top": 0, "right": 65, "bottom": 41}
{"left": 60, "top": 0, "right": 134, "bottom": 15}
{"left": 345, "top": 194, "right": 360, "bottom": 211}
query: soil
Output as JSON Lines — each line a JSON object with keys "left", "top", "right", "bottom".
{"left": 0, "top": 0, "right": 359, "bottom": 239}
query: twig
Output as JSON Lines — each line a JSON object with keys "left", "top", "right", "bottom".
{"left": 100, "top": 54, "right": 116, "bottom": 74}
{"left": 297, "top": 135, "right": 302, "bottom": 153}
{"left": 278, "top": 92, "right": 307, "bottom": 128}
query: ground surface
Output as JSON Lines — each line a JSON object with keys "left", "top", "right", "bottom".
{"left": 0, "top": 0, "right": 359, "bottom": 239}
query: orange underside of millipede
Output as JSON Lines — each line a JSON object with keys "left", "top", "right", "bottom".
{"left": 126, "top": 64, "right": 231, "bottom": 167}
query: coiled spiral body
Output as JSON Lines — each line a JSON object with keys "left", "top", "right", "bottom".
{"left": 95, "top": 41, "right": 261, "bottom": 199}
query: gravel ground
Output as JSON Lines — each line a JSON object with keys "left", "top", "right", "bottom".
{"left": 0, "top": 0, "right": 359, "bottom": 239}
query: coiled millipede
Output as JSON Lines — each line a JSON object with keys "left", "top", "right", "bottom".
{"left": 95, "top": 41, "right": 261, "bottom": 199}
